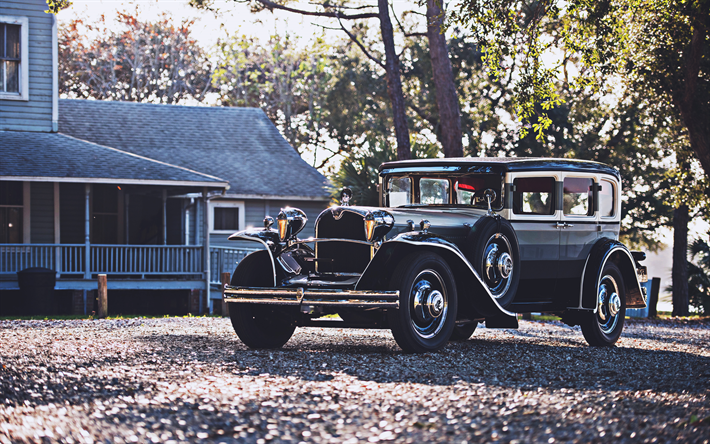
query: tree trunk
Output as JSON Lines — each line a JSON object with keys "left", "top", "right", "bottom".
{"left": 672, "top": 204, "right": 690, "bottom": 317}
{"left": 378, "top": 0, "right": 411, "bottom": 160}
{"left": 673, "top": 8, "right": 710, "bottom": 179}
{"left": 426, "top": 0, "right": 463, "bottom": 158}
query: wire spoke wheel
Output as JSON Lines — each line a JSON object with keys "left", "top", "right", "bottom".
{"left": 409, "top": 270, "right": 448, "bottom": 339}
{"left": 481, "top": 234, "right": 515, "bottom": 298}
{"left": 388, "top": 252, "right": 457, "bottom": 353}
{"left": 581, "top": 262, "right": 626, "bottom": 347}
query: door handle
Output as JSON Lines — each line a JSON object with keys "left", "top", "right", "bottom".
{"left": 555, "top": 222, "right": 574, "bottom": 229}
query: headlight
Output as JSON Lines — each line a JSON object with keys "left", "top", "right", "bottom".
{"left": 363, "top": 210, "right": 395, "bottom": 242}
{"left": 276, "top": 208, "right": 308, "bottom": 242}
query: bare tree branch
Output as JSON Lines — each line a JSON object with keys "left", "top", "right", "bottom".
{"left": 315, "top": 1, "right": 377, "bottom": 11}
{"left": 391, "top": 5, "right": 426, "bottom": 37}
{"left": 336, "top": 14, "right": 386, "bottom": 69}
{"left": 255, "top": 0, "right": 378, "bottom": 19}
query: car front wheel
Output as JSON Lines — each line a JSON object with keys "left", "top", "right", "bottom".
{"left": 580, "top": 262, "right": 626, "bottom": 346}
{"left": 388, "top": 252, "right": 457, "bottom": 353}
{"left": 228, "top": 251, "right": 296, "bottom": 349}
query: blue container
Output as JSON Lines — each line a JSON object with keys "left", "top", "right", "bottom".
{"left": 626, "top": 280, "right": 652, "bottom": 318}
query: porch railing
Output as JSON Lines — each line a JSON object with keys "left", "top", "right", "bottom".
{"left": 0, "top": 244, "right": 259, "bottom": 281}
{"left": 209, "top": 246, "right": 259, "bottom": 285}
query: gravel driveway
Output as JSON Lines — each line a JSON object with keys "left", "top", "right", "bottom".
{"left": 0, "top": 317, "right": 708, "bottom": 443}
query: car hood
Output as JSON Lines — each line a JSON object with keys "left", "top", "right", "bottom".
{"left": 321, "top": 205, "right": 487, "bottom": 247}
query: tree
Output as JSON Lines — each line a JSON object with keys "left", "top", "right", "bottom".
{"left": 426, "top": 0, "right": 464, "bottom": 157}
{"left": 687, "top": 235, "right": 710, "bottom": 314}
{"left": 191, "top": 0, "right": 412, "bottom": 160}
{"left": 450, "top": 0, "right": 710, "bottom": 177}
{"left": 59, "top": 12, "right": 212, "bottom": 103}
{"left": 212, "top": 32, "right": 333, "bottom": 162}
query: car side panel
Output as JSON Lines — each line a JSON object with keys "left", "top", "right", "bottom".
{"left": 511, "top": 221, "right": 559, "bottom": 281}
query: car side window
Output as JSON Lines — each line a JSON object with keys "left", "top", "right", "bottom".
{"left": 420, "top": 178, "right": 449, "bottom": 204}
{"left": 563, "top": 177, "right": 593, "bottom": 216}
{"left": 599, "top": 179, "right": 615, "bottom": 217}
{"left": 388, "top": 177, "right": 411, "bottom": 207}
{"left": 513, "top": 177, "right": 555, "bottom": 215}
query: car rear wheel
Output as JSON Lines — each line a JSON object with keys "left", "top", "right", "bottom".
{"left": 580, "top": 262, "right": 626, "bottom": 346}
{"left": 388, "top": 252, "right": 457, "bottom": 353}
{"left": 449, "top": 322, "right": 477, "bottom": 341}
{"left": 228, "top": 251, "right": 296, "bottom": 349}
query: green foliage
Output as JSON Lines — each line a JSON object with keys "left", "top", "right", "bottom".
{"left": 681, "top": 235, "right": 710, "bottom": 314}
{"left": 449, "top": 0, "right": 710, "bottom": 151}
{"left": 45, "top": 0, "right": 71, "bottom": 14}
{"left": 330, "top": 141, "right": 439, "bottom": 206}
{"left": 212, "top": 32, "right": 333, "bottom": 161}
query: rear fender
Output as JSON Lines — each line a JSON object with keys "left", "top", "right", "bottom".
{"left": 356, "top": 232, "right": 516, "bottom": 319}
{"left": 577, "top": 239, "right": 646, "bottom": 311}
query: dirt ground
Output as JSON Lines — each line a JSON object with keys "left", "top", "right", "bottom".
{"left": 0, "top": 317, "right": 708, "bottom": 443}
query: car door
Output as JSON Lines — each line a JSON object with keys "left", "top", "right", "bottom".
{"left": 558, "top": 175, "right": 599, "bottom": 290}
{"left": 508, "top": 174, "right": 561, "bottom": 284}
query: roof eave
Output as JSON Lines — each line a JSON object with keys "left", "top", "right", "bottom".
{"left": 0, "top": 176, "right": 229, "bottom": 189}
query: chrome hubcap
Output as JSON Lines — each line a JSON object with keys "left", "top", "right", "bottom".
{"left": 426, "top": 290, "right": 444, "bottom": 317}
{"left": 497, "top": 252, "right": 513, "bottom": 279}
{"left": 410, "top": 270, "right": 448, "bottom": 339}
{"left": 481, "top": 234, "right": 514, "bottom": 298}
{"left": 597, "top": 274, "right": 621, "bottom": 334}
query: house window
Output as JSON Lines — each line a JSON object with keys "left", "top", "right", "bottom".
{"left": 0, "top": 182, "right": 23, "bottom": 243}
{"left": 209, "top": 201, "right": 245, "bottom": 233}
{"left": 0, "top": 16, "right": 28, "bottom": 100}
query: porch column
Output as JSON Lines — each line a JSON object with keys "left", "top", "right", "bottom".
{"left": 84, "top": 184, "right": 90, "bottom": 279}
{"left": 162, "top": 189, "right": 167, "bottom": 245}
{"left": 124, "top": 194, "right": 130, "bottom": 244}
{"left": 54, "top": 183, "right": 61, "bottom": 274}
{"left": 203, "top": 188, "right": 210, "bottom": 315}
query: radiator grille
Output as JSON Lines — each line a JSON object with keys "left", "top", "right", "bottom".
{"left": 315, "top": 211, "right": 371, "bottom": 273}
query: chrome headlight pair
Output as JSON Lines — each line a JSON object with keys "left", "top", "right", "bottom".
{"left": 264, "top": 208, "right": 308, "bottom": 242}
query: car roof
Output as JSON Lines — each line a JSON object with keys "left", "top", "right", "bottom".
{"left": 379, "top": 157, "right": 620, "bottom": 179}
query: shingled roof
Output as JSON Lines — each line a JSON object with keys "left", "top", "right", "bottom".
{"left": 58, "top": 100, "right": 330, "bottom": 200}
{"left": 0, "top": 130, "right": 227, "bottom": 188}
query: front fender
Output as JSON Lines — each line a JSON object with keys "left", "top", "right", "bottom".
{"left": 228, "top": 228, "right": 281, "bottom": 251}
{"left": 577, "top": 239, "right": 646, "bottom": 311}
{"left": 228, "top": 229, "right": 279, "bottom": 286}
{"left": 356, "top": 232, "right": 515, "bottom": 318}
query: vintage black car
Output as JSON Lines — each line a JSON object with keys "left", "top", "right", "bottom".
{"left": 223, "top": 158, "right": 648, "bottom": 352}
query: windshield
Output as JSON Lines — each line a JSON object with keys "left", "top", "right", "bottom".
{"left": 385, "top": 174, "right": 503, "bottom": 209}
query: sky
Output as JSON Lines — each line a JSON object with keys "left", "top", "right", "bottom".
{"left": 57, "top": 0, "right": 422, "bottom": 48}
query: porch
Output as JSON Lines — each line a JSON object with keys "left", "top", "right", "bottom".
{"left": 0, "top": 243, "right": 258, "bottom": 309}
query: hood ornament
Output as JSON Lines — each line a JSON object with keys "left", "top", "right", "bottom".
{"left": 340, "top": 187, "right": 353, "bottom": 206}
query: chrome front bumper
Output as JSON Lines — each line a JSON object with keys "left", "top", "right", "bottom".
{"left": 223, "top": 286, "right": 400, "bottom": 309}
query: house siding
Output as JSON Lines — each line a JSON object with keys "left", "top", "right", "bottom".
{"left": 209, "top": 199, "right": 329, "bottom": 248}
{"left": 0, "top": 0, "right": 54, "bottom": 132}
{"left": 30, "top": 181, "right": 53, "bottom": 243}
